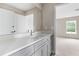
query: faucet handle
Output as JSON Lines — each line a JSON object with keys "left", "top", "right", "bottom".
{"left": 30, "top": 30, "right": 33, "bottom": 36}
{"left": 30, "top": 30, "right": 32, "bottom": 33}
{"left": 27, "top": 29, "right": 29, "bottom": 33}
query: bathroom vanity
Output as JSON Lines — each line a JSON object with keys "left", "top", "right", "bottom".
{"left": 0, "top": 32, "right": 52, "bottom": 56}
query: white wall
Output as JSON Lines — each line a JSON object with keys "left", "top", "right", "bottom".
{"left": 0, "top": 8, "right": 16, "bottom": 35}
{"left": 14, "top": 14, "right": 25, "bottom": 33}
{"left": 14, "top": 8, "right": 42, "bottom": 33}
{"left": 25, "top": 7, "right": 42, "bottom": 32}
{"left": 15, "top": 14, "right": 33, "bottom": 33}
{"left": 0, "top": 8, "right": 34, "bottom": 35}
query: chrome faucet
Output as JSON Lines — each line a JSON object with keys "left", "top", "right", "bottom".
{"left": 27, "top": 29, "right": 33, "bottom": 36}
{"left": 11, "top": 26, "right": 16, "bottom": 33}
{"left": 30, "top": 30, "right": 33, "bottom": 36}
{"left": 27, "top": 29, "right": 29, "bottom": 33}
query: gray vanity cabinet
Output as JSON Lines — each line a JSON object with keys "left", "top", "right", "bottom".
{"left": 47, "top": 35, "right": 51, "bottom": 56}
{"left": 41, "top": 42, "right": 48, "bottom": 56}
{"left": 9, "top": 35, "right": 51, "bottom": 56}
{"left": 34, "top": 48, "right": 42, "bottom": 56}
{"left": 10, "top": 45, "right": 34, "bottom": 56}
{"left": 33, "top": 40, "right": 48, "bottom": 56}
{"left": 33, "top": 39, "right": 43, "bottom": 56}
{"left": 34, "top": 36, "right": 50, "bottom": 56}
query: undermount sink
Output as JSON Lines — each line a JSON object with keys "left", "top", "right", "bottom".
{"left": 13, "top": 32, "right": 47, "bottom": 39}
{"left": 13, "top": 33, "right": 30, "bottom": 38}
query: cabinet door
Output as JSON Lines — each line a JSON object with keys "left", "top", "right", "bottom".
{"left": 35, "top": 48, "right": 42, "bottom": 56}
{"left": 41, "top": 42, "right": 48, "bottom": 56}
{"left": 43, "top": 36, "right": 51, "bottom": 56}
{"left": 34, "top": 40, "right": 42, "bottom": 51}
{"left": 10, "top": 45, "right": 34, "bottom": 56}
{"left": 47, "top": 36, "right": 51, "bottom": 56}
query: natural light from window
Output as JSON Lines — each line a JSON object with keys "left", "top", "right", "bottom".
{"left": 66, "top": 20, "right": 77, "bottom": 34}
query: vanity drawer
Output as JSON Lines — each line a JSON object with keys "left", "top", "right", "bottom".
{"left": 34, "top": 39, "right": 42, "bottom": 51}
{"left": 34, "top": 38, "right": 48, "bottom": 51}
{"left": 10, "top": 45, "right": 34, "bottom": 56}
{"left": 42, "top": 38, "right": 48, "bottom": 43}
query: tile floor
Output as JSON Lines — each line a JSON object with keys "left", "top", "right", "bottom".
{"left": 56, "top": 37, "right": 79, "bottom": 56}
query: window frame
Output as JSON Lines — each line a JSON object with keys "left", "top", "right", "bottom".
{"left": 66, "top": 20, "right": 77, "bottom": 34}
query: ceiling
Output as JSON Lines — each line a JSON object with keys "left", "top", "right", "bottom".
{"left": 6, "top": 3, "right": 64, "bottom": 11}
{"left": 56, "top": 3, "right": 79, "bottom": 19}
{"left": 6, "top": 3, "right": 37, "bottom": 11}
{"left": 0, "top": 3, "right": 65, "bottom": 15}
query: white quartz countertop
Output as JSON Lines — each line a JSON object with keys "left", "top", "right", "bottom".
{"left": 0, "top": 32, "right": 52, "bottom": 56}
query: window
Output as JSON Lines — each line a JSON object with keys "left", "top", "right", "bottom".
{"left": 66, "top": 20, "right": 77, "bottom": 34}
